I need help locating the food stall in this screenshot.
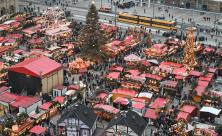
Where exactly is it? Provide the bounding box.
[69,58,91,74]
[93,104,120,121]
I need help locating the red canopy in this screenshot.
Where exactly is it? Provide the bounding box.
[194,86,206,96]
[29,38,43,44]
[112,88,137,97]
[189,70,202,77]
[106,72,120,79]
[53,96,65,104]
[29,125,46,135]
[180,105,196,114]
[96,92,108,99]
[68,84,80,90]
[132,102,145,110]
[144,109,158,119]
[7,34,23,39]
[150,97,167,109]
[109,65,124,72]
[198,80,209,87]
[113,97,129,105]
[94,104,119,114]
[176,111,189,121]
[40,102,52,110]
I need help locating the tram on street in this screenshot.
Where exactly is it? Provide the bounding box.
[117,13,177,30]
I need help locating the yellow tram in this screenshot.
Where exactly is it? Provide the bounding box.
[117,13,177,30]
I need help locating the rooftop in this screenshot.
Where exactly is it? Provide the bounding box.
[9,56,62,78]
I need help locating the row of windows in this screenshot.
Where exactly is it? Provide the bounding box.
[152,21,175,27]
[119,15,138,21]
[119,15,176,27]
[139,19,152,23]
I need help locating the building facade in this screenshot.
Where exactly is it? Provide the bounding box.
[8,56,63,95]
[164,0,222,12]
[58,104,98,136]
[0,0,17,16]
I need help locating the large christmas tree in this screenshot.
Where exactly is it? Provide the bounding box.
[78,1,107,61]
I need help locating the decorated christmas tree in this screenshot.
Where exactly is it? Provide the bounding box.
[78,0,107,61]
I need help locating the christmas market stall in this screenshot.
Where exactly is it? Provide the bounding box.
[40,102,59,117]
[199,106,221,121]
[111,88,138,101]
[149,97,168,112]
[131,98,146,115]
[144,108,159,125]
[113,97,130,110]
[29,38,43,49]
[137,92,153,103]
[93,104,120,121]
[45,26,72,41]
[69,58,91,74]
[100,23,117,38]
[142,73,163,93]
[122,70,145,90]
[124,54,141,67]
[29,125,47,136]
[109,65,124,72]
[106,72,121,85]
[160,80,179,95]
[22,24,42,37]
[7,34,23,43]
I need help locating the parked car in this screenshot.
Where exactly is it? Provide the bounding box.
[117,1,135,9]
[99,7,111,13]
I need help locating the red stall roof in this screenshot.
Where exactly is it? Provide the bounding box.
[0,86,9,94]
[175,75,184,80]
[198,80,209,87]
[68,84,80,90]
[94,104,119,114]
[189,70,202,77]
[150,97,167,109]
[7,33,23,39]
[40,102,52,110]
[131,98,146,103]
[96,92,108,99]
[180,105,196,114]
[199,76,212,82]
[29,125,46,135]
[173,67,187,76]
[10,96,41,108]
[194,86,207,96]
[109,65,124,72]
[142,73,163,81]
[113,97,129,105]
[144,108,158,119]
[106,72,120,79]
[176,111,189,121]
[126,69,140,76]
[208,68,217,73]
[112,88,137,97]
[139,60,151,66]
[9,56,62,78]
[0,92,19,103]
[161,80,178,88]
[132,102,145,110]
[53,96,65,104]
[13,49,24,54]
[160,62,183,68]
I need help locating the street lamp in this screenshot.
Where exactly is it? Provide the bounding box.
[152,0,155,18]
[114,0,117,26]
[101,0,103,9]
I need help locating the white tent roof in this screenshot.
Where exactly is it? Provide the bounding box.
[124,54,141,62]
[65,90,75,96]
[200,106,221,115]
[137,92,153,99]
